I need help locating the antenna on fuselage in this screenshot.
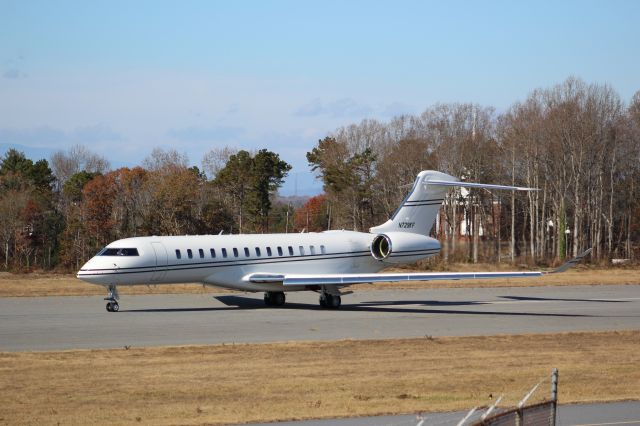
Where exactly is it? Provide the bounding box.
[219,230,223,235]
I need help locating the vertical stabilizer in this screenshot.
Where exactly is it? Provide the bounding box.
[370,171,458,236]
[370,170,537,237]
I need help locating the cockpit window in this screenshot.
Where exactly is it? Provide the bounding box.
[99,248,139,256]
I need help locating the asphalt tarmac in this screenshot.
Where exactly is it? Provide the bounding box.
[248,401,640,426]
[1,284,638,351]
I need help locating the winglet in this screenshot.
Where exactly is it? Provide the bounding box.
[549,248,593,274]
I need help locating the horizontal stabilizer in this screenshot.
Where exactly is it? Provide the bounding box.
[427,180,538,191]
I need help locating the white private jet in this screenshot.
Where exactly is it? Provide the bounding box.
[77,170,591,312]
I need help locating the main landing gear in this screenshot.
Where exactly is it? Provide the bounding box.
[264,291,286,307]
[319,292,341,309]
[105,284,120,312]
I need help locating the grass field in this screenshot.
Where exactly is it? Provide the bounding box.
[0,331,638,425]
[0,266,639,297]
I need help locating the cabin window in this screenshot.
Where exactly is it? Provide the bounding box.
[299,246,305,255]
[320,245,326,254]
[310,246,316,255]
[187,249,193,259]
[288,246,294,256]
[222,248,228,258]
[100,248,139,256]
[210,248,216,258]
[244,247,250,257]
[266,247,272,256]
[277,246,283,256]
[255,247,261,257]
[175,249,181,259]
[233,248,239,257]
[199,249,204,259]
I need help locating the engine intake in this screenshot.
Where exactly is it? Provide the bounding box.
[370,232,440,264]
[371,234,392,260]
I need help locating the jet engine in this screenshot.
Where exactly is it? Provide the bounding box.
[370,232,440,264]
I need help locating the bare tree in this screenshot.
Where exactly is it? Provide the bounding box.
[50,145,110,189]
[142,148,189,172]
[202,146,238,180]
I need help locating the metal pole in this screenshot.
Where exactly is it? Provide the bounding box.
[518,382,540,408]
[456,407,477,426]
[551,368,559,426]
[285,206,289,234]
[481,395,503,421]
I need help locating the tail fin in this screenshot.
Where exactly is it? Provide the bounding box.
[370,170,536,236]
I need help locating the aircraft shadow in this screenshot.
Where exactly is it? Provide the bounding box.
[498,295,630,303]
[123,295,594,317]
[356,300,488,307]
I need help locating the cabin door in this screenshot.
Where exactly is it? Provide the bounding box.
[150,242,168,282]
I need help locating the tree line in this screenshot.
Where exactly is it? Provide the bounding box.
[0,77,638,271]
[0,146,292,271]
[306,78,640,264]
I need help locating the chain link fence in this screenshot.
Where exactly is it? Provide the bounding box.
[469,400,556,426]
[461,369,559,426]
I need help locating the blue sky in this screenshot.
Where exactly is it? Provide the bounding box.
[1,0,639,195]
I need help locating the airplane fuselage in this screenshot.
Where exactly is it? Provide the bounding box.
[77,230,441,293]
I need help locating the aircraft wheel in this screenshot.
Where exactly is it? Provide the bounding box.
[264,293,273,306]
[319,295,327,308]
[106,302,112,312]
[111,302,120,312]
[272,292,286,306]
[320,294,341,309]
[330,295,341,309]
[265,292,285,307]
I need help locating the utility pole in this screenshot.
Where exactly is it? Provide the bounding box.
[472,108,479,264]
[285,203,290,233]
[551,368,559,426]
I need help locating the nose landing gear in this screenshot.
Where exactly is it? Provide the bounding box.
[104,284,120,312]
[106,301,119,312]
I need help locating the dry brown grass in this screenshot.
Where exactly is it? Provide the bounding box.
[0,266,638,298]
[359,266,640,290]
[0,331,638,425]
[0,272,229,297]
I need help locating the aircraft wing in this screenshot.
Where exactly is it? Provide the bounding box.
[245,249,592,286]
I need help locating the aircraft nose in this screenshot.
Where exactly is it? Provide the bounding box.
[77,258,118,285]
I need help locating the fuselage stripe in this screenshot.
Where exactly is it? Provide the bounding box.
[82,250,370,272]
[77,249,440,277]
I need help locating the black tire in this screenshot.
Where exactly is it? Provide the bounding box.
[272,292,285,306]
[264,293,273,306]
[106,302,112,312]
[321,294,341,309]
[324,294,334,308]
[331,295,341,309]
[112,302,119,312]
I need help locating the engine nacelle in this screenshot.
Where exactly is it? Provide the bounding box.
[370,232,440,264]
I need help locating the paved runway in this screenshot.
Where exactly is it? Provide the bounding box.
[1,285,638,351]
